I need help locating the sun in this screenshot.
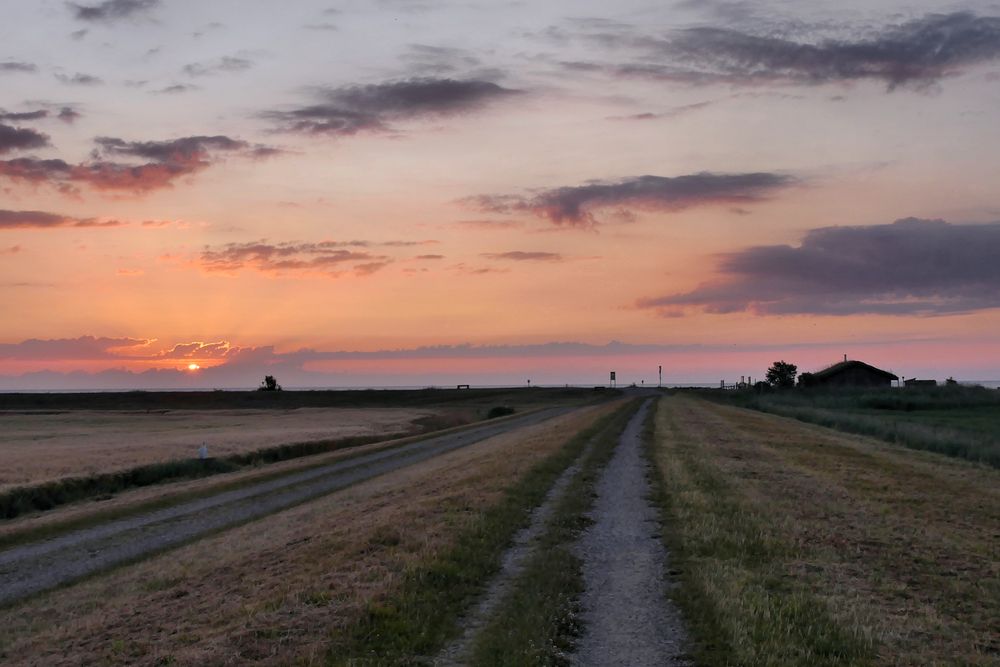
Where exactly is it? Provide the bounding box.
[187,363,201,371]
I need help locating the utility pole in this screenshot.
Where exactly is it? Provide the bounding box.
[658,365,662,388]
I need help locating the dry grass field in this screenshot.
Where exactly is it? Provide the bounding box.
[0,407,441,490]
[649,395,1000,666]
[0,403,617,666]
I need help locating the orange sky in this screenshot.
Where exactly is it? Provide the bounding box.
[2,1,1000,388]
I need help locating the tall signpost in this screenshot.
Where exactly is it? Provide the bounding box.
[610,371,616,388]
[659,365,662,388]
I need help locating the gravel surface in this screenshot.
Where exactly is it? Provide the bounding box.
[0,407,574,606]
[572,399,690,666]
[434,426,596,666]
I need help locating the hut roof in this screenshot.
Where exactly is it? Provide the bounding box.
[812,360,898,381]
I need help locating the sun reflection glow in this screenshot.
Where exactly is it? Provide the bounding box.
[187,363,200,371]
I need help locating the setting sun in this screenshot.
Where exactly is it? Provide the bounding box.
[187,363,200,371]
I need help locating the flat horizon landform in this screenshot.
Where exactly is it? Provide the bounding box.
[2,0,999,665]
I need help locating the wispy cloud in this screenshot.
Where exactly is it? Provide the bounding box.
[199,240,391,277]
[68,0,160,23]
[638,218,1000,316]
[0,335,150,360]
[0,135,275,195]
[55,72,104,86]
[466,172,795,227]
[182,56,253,77]
[0,62,38,74]
[559,11,1000,91]
[482,251,563,261]
[0,209,125,229]
[267,77,521,136]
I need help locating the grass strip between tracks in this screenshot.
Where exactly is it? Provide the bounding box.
[644,396,873,667]
[464,399,641,665]
[327,399,640,665]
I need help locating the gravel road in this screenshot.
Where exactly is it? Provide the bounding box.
[0,407,574,606]
[572,398,690,666]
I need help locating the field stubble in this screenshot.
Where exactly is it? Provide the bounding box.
[649,395,999,666]
[0,402,617,666]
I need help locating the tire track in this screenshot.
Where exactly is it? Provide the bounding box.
[0,407,575,606]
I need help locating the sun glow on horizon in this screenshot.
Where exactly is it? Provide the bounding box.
[187,363,201,371]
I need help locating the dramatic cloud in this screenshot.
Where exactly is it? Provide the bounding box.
[0,209,125,229]
[0,124,49,154]
[268,77,520,135]
[483,251,563,261]
[0,335,149,360]
[467,172,795,226]
[68,0,159,22]
[609,12,1000,90]
[182,56,253,77]
[0,135,270,194]
[0,62,37,73]
[638,218,1000,316]
[199,240,391,276]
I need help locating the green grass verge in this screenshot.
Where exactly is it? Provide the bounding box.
[696,386,1000,467]
[326,400,640,666]
[644,397,874,667]
[466,400,639,666]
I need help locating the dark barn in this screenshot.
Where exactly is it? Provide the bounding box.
[800,360,898,388]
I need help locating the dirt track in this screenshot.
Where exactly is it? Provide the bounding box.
[0,407,573,606]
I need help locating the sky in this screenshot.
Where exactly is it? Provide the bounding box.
[1,0,1000,389]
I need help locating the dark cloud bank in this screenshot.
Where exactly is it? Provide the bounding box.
[467,172,794,226]
[639,218,1000,316]
[268,77,520,135]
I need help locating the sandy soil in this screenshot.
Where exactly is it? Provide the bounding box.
[0,408,436,489]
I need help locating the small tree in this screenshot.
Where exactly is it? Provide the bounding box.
[258,375,282,392]
[765,360,797,388]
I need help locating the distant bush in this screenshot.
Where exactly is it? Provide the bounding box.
[487,406,516,419]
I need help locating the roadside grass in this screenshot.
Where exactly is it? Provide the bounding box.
[702,386,1000,467]
[647,395,1000,666]
[467,399,641,665]
[328,404,634,665]
[0,405,617,666]
[0,409,543,551]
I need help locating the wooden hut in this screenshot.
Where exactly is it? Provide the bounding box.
[799,360,898,388]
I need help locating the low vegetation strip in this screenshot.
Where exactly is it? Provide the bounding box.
[706,385,1000,467]
[466,400,641,665]
[0,430,415,521]
[0,408,574,606]
[329,400,640,665]
[647,395,999,666]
